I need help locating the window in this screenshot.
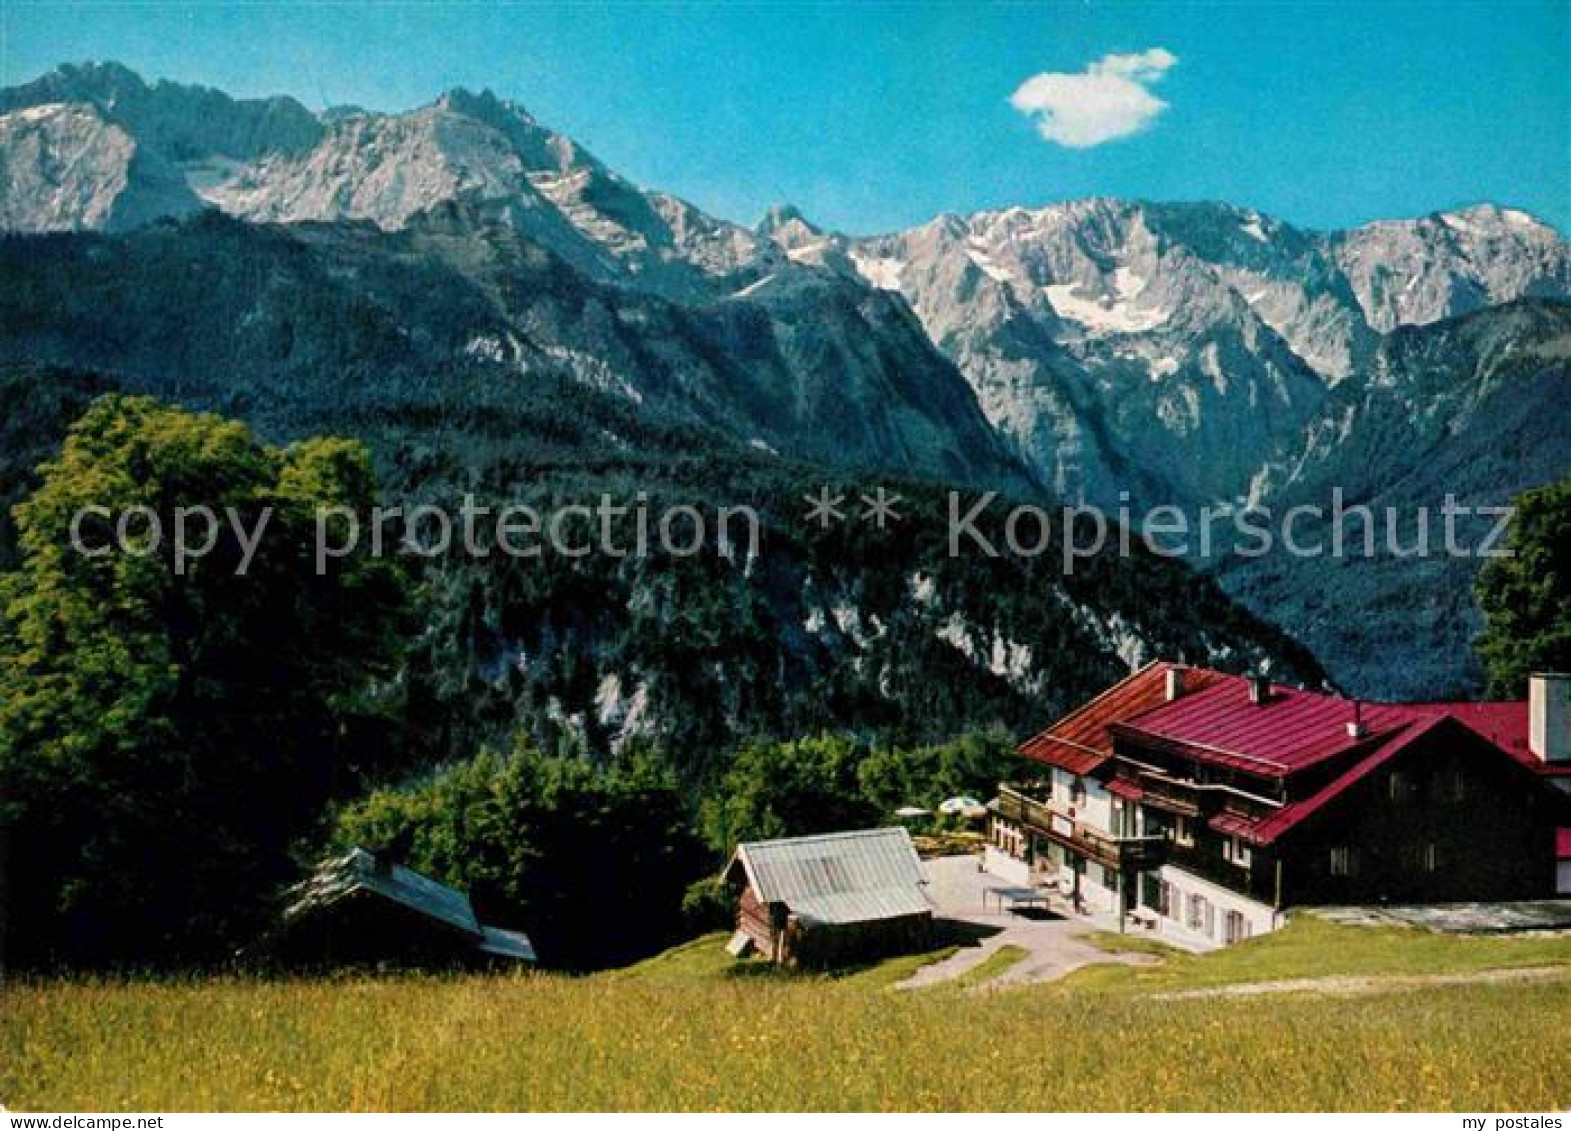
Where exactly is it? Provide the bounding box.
[1186,894,1215,938]
[1399,843,1441,873]
[1145,875,1168,916]
[1440,769,1466,803]
[991,820,1023,858]
[1330,845,1355,877]
[1071,777,1087,808]
[1388,771,1413,803]
[1224,909,1252,944]
[1173,815,1194,847]
[1223,836,1252,868]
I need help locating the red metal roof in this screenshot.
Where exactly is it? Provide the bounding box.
[1017,662,1221,776]
[1021,663,1571,845]
[1112,673,1420,777]
[1431,701,1571,778]
[1112,674,1571,780]
[1107,778,1145,801]
[1182,712,1569,847]
[1208,810,1260,838]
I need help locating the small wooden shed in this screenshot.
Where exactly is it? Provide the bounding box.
[277,847,536,966]
[724,827,934,968]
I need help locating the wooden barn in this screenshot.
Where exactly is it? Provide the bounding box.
[724,827,934,968]
[276,847,536,967]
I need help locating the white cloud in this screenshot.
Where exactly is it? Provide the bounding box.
[1010,47,1178,148]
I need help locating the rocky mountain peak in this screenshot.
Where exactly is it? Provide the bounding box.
[432,86,541,135]
[13,59,149,108]
[1333,203,1567,333]
[0,100,204,232]
[757,203,828,249]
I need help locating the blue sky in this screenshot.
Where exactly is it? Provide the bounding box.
[4,1,1567,234]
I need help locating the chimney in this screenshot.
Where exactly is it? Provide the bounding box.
[1529,673,1571,764]
[1346,700,1367,740]
[1165,665,1186,702]
[1248,674,1272,705]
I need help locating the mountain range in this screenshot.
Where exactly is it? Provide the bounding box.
[1,61,1567,705]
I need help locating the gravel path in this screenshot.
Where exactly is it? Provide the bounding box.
[1151,964,1571,1001]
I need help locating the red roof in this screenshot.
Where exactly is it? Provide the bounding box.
[1425,701,1571,778]
[1017,662,1221,776]
[1107,778,1145,801]
[1111,673,1418,776]
[1209,809,1260,838]
[1558,829,1571,860]
[1111,673,1571,780]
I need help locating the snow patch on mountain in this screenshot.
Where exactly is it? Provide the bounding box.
[849,250,905,291]
[1043,269,1169,334]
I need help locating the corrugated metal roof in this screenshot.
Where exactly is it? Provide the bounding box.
[1018,662,1222,776]
[1107,778,1145,801]
[732,827,931,926]
[286,847,481,936]
[1113,673,1421,776]
[283,847,536,963]
[477,926,538,962]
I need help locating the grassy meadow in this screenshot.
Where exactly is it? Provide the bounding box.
[4,919,1570,1112]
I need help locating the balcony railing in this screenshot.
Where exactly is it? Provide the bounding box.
[995,784,1168,871]
[1134,775,1201,816]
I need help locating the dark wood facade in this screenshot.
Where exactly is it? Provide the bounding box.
[1273,727,1563,904]
[1111,717,1567,909]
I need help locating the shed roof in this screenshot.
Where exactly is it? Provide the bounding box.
[728,827,931,927]
[283,847,535,963]
[286,847,481,935]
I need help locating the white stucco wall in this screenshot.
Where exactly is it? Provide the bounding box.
[1050,767,1113,832]
[1156,864,1281,944]
[984,844,1031,885]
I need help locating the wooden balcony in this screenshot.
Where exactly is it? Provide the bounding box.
[995,785,1168,872]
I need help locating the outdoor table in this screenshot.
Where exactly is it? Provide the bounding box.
[983,885,1051,914]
